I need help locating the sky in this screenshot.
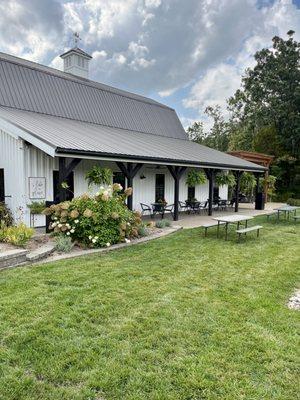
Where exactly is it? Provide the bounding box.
[0,0,299,131]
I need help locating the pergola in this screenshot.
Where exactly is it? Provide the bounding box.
[227,151,274,202]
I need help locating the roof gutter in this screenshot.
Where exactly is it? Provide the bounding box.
[55,148,267,172]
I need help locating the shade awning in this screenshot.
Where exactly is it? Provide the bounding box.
[0,106,266,172]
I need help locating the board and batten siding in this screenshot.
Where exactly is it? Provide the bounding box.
[0,136,228,226]
[0,129,27,223]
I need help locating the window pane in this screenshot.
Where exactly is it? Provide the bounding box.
[155,174,165,202]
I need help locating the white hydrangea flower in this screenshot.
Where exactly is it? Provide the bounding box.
[92,238,96,243]
[94,236,98,240]
[52,222,57,227]
[88,235,92,240]
[66,232,70,236]
[54,217,58,220]
[58,223,62,228]
[106,242,111,247]
[125,238,131,243]
[75,220,79,224]
[70,229,75,233]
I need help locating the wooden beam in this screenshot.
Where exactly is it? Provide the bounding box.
[116,162,143,210]
[167,166,187,221]
[56,157,81,203]
[204,169,216,216]
[234,171,242,212]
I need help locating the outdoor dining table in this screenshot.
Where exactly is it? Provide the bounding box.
[273,205,299,220]
[212,214,254,240]
[151,203,168,218]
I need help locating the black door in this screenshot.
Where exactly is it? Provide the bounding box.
[0,169,4,202]
[155,174,165,202]
[53,171,74,202]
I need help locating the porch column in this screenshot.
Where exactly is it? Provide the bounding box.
[56,157,81,203]
[234,170,242,213]
[204,169,216,216]
[116,162,143,210]
[167,165,187,221]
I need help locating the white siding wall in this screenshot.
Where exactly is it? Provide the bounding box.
[0,129,27,224]
[0,135,228,226]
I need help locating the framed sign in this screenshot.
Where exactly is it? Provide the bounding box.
[29,177,46,199]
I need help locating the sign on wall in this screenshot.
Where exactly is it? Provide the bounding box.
[29,177,46,199]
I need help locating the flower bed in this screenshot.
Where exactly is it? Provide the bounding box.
[43,184,143,248]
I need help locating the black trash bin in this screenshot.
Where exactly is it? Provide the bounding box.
[255,192,265,210]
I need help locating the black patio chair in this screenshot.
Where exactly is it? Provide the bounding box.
[199,201,208,213]
[179,201,189,212]
[189,201,201,214]
[140,203,152,216]
[164,203,174,218]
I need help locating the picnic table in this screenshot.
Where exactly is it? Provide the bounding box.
[212,214,254,240]
[273,205,299,220]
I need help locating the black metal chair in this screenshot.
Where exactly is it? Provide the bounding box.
[164,203,174,218]
[199,201,208,213]
[179,201,188,212]
[140,203,152,216]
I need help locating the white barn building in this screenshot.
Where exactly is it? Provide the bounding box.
[0,47,265,227]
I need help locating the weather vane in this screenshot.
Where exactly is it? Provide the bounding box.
[73,32,81,47]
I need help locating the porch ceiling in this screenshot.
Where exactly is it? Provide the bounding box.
[0,106,266,172]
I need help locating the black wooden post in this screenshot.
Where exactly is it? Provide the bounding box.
[204,169,215,216]
[234,170,242,213]
[57,157,67,203]
[56,157,81,203]
[167,165,187,221]
[116,162,143,210]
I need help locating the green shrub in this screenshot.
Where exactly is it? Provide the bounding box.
[155,220,171,229]
[43,184,141,248]
[54,235,74,253]
[0,223,33,247]
[0,202,13,227]
[287,198,300,206]
[138,225,150,237]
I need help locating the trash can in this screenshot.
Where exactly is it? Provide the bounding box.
[255,192,265,210]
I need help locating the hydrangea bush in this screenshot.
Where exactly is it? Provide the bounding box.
[43,184,142,248]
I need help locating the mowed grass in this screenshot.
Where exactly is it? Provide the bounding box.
[0,216,299,400]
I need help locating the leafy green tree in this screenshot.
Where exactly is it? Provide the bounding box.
[187,106,229,152]
[228,31,300,156]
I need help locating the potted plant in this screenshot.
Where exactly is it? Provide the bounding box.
[27,201,46,215]
[186,169,207,187]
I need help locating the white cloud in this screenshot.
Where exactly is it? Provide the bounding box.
[0,0,299,129]
[182,0,300,127]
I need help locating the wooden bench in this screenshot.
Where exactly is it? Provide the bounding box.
[236,225,263,241]
[203,222,225,237]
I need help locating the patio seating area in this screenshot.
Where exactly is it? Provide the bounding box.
[142,202,286,228]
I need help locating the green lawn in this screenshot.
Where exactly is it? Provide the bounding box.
[0,216,299,400]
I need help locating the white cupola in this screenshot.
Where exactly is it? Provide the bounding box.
[60,47,92,79]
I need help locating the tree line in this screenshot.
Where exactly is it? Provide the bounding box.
[187,31,300,200]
